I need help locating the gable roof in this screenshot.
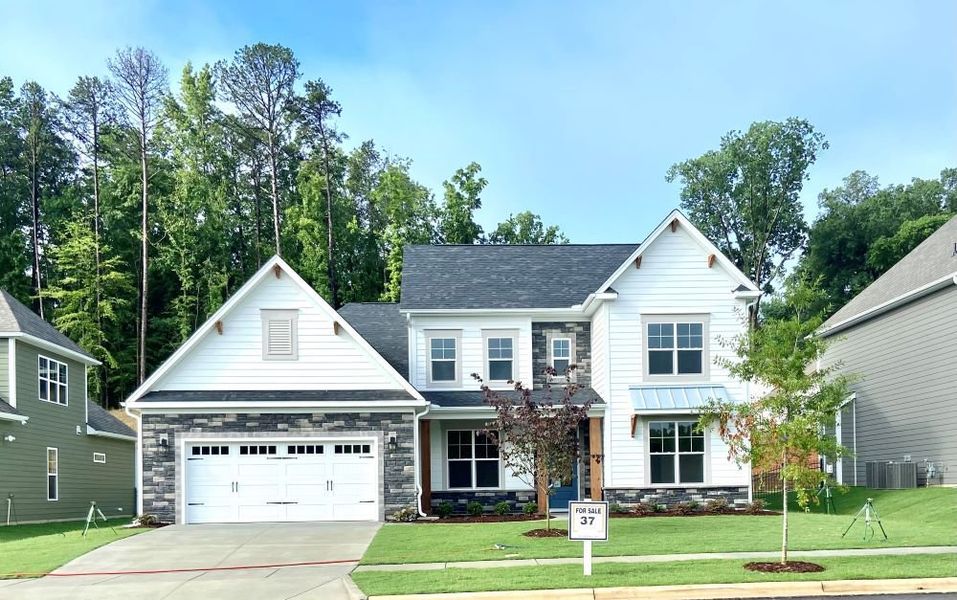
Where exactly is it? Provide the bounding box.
[86,401,135,439]
[338,302,408,376]
[822,214,957,334]
[125,256,424,407]
[0,290,97,362]
[399,244,639,310]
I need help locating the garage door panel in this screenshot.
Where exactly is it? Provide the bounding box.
[237,503,285,522]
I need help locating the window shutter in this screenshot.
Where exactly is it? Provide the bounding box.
[267,319,294,355]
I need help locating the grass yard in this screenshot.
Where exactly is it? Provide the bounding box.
[0,519,147,578]
[353,553,957,596]
[361,487,957,565]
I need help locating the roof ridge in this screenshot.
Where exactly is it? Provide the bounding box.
[407,243,641,248]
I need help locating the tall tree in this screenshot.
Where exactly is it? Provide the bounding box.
[298,79,344,307]
[489,211,568,244]
[439,162,486,244]
[108,46,168,384]
[667,118,828,325]
[217,43,300,257]
[0,77,29,300]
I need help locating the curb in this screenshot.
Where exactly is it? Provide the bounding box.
[367,576,957,599]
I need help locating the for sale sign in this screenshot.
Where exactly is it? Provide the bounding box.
[568,500,608,541]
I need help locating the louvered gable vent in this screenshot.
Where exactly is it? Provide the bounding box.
[261,309,299,360]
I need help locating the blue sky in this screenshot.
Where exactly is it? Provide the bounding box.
[2,0,955,242]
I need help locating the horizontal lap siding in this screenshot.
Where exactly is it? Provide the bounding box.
[822,286,957,485]
[605,228,749,489]
[155,274,399,391]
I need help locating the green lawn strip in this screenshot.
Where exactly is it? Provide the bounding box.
[361,488,957,565]
[353,553,957,596]
[0,519,147,578]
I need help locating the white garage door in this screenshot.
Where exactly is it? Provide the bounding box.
[185,440,378,523]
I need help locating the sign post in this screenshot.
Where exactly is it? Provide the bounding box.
[568,500,608,576]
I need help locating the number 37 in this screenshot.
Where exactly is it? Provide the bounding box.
[579,516,595,525]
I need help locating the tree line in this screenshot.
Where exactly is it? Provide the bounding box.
[0,43,567,406]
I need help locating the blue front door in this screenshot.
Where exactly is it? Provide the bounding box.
[549,461,579,512]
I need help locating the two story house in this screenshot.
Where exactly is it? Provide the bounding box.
[125,210,759,523]
[0,291,136,523]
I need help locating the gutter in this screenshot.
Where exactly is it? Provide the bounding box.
[86,425,136,442]
[413,402,431,517]
[0,412,28,424]
[124,402,144,517]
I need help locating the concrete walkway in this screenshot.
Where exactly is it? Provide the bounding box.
[0,522,379,600]
[354,545,957,572]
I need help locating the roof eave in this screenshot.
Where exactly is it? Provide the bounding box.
[85,425,135,441]
[0,332,100,365]
[0,412,28,423]
[128,399,428,412]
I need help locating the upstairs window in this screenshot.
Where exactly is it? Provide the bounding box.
[551,338,571,375]
[427,331,460,385]
[487,337,514,381]
[646,320,706,377]
[261,309,299,360]
[38,356,68,405]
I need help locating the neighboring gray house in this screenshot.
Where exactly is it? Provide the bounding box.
[819,214,957,486]
[0,291,136,523]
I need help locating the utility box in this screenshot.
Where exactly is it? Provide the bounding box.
[885,462,917,489]
[865,461,887,488]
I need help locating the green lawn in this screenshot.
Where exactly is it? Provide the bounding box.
[0,519,147,578]
[353,554,957,596]
[362,487,957,565]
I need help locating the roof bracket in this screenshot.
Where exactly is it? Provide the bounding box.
[273,264,282,278]
[630,414,638,437]
[214,320,223,335]
[333,320,340,335]
[670,218,679,232]
[634,256,642,269]
[707,254,716,268]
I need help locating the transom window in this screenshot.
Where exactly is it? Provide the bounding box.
[93,452,107,464]
[647,322,704,376]
[430,337,457,382]
[551,338,571,374]
[288,444,324,455]
[239,445,276,455]
[487,337,514,381]
[46,448,58,501]
[192,445,230,456]
[649,421,705,484]
[334,443,372,454]
[38,356,68,405]
[447,430,499,489]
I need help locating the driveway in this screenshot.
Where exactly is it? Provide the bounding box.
[0,521,380,600]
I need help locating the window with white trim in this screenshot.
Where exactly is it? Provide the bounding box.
[646,321,705,376]
[447,430,499,489]
[649,421,704,484]
[261,309,299,360]
[38,355,68,405]
[551,338,571,374]
[47,448,59,501]
[487,337,514,381]
[93,452,107,464]
[429,337,457,383]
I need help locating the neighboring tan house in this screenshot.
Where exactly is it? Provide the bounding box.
[819,214,957,486]
[0,291,136,524]
[125,210,761,524]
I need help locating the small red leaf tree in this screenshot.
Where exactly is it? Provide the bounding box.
[699,279,851,564]
[475,367,594,529]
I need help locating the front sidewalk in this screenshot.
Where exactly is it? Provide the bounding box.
[367,577,957,600]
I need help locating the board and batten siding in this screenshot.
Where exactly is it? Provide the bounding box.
[154,273,402,391]
[821,285,957,485]
[410,315,532,391]
[603,226,750,489]
[0,341,134,522]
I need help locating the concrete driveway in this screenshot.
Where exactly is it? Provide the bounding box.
[0,521,380,600]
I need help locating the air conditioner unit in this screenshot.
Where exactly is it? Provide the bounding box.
[886,462,917,489]
[865,461,887,488]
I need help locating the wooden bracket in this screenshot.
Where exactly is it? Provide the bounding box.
[630,414,638,437]
[634,256,642,269]
[214,320,223,335]
[708,253,716,268]
[273,264,282,278]
[670,218,679,232]
[333,321,340,335]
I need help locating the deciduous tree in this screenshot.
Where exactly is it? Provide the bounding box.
[439,162,486,244]
[489,211,568,244]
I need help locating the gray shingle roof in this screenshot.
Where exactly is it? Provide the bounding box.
[423,387,604,408]
[0,290,95,360]
[338,303,408,376]
[86,401,135,438]
[136,389,419,403]
[399,244,639,310]
[0,398,22,417]
[824,214,957,328]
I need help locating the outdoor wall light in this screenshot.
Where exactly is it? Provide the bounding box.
[158,433,170,450]
[2,435,15,443]
[387,432,398,451]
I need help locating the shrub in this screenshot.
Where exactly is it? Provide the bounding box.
[674,500,700,515]
[745,499,766,515]
[633,502,654,515]
[467,501,484,516]
[652,503,667,513]
[523,502,539,515]
[494,501,511,516]
[435,501,454,518]
[134,513,159,527]
[391,506,419,522]
[706,497,730,513]
[609,502,630,514]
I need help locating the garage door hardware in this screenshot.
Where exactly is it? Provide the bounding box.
[266,456,298,460]
[325,480,334,491]
[265,501,299,505]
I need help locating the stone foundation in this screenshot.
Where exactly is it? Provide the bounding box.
[604,486,749,508]
[431,490,536,514]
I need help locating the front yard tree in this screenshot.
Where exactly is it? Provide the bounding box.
[699,278,850,564]
[478,369,593,529]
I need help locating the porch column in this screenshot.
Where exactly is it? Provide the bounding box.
[589,417,603,500]
[420,420,431,514]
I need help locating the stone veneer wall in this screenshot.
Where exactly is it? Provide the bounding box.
[430,490,536,514]
[604,486,749,508]
[141,411,415,523]
[532,322,591,387]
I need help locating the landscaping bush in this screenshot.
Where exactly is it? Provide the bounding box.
[674,500,700,515]
[391,506,419,522]
[652,503,667,513]
[466,501,484,516]
[633,502,654,515]
[435,501,454,518]
[494,501,511,515]
[706,497,729,513]
[523,501,538,515]
[745,499,766,515]
[609,502,630,514]
[133,513,159,527]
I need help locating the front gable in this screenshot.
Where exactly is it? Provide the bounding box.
[127,257,423,406]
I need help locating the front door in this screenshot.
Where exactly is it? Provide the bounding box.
[549,460,579,512]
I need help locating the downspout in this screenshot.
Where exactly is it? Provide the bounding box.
[414,402,431,517]
[124,402,144,517]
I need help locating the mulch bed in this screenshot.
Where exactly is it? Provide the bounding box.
[523,528,568,538]
[411,509,779,523]
[422,514,543,523]
[611,509,780,518]
[744,561,825,573]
